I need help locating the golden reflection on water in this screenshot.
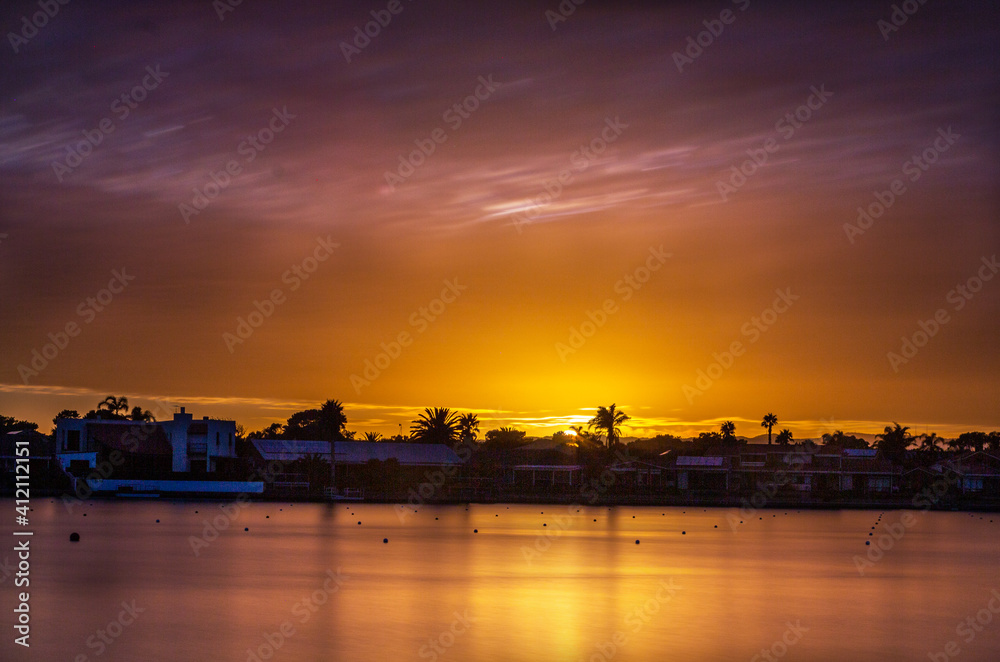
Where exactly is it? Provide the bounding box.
[7,501,1000,661]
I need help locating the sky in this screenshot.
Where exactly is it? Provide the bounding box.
[1,0,998,439]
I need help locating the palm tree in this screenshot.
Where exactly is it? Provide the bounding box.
[318,399,348,441]
[362,431,383,443]
[775,428,793,445]
[98,395,129,418]
[588,404,630,449]
[720,420,736,441]
[761,413,778,445]
[875,422,913,464]
[410,408,460,445]
[129,406,155,422]
[918,433,942,453]
[458,413,480,445]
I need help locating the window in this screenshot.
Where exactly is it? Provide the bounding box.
[66,430,81,452]
[963,477,984,492]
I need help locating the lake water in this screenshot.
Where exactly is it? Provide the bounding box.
[2,500,999,661]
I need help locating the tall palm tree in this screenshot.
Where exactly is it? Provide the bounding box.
[458,413,480,445]
[318,399,348,441]
[589,404,630,449]
[775,428,793,445]
[410,408,460,445]
[362,431,382,443]
[761,413,778,445]
[720,420,736,441]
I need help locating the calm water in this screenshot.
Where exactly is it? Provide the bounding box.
[2,500,999,661]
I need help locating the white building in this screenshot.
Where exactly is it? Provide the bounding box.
[56,406,237,474]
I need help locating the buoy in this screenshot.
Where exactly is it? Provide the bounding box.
[682,531,686,535]
[635,540,640,544]
[244,527,248,532]
[83,513,87,517]
[474,529,478,533]
[154,519,158,523]
[714,525,718,528]
[383,538,388,543]
[593,519,597,522]
[266,516,269,519]
[357,521,362,525]
[865,541,870,545]
[69,532,80,542]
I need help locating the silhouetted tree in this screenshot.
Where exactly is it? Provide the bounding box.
[775,428,793,445]
[484,426,527,449]
[318,399,348,441]
[410,408,460,445]
[875,423,913,464]
[0,415,38,433]
[130,406,155,422]
[362,431,383,442]
[589,404,630,449]
[720,420,736,441]
[458,413,480,445]
[247,422,285,440]
[52,409,79,427]
[761,413,778,445]
[954,431,988,453]
[821,430,869,450]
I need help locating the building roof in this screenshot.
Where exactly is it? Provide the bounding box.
[251,439,463,466]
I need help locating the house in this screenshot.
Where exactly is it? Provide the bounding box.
[55,407,238,476]
[249,439,466,497]
[931,451,1000,495]
[1,429,63,494]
